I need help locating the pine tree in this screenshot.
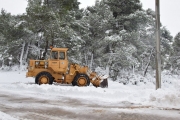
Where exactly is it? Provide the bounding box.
[26,0,81,59]
[170,32,180,71]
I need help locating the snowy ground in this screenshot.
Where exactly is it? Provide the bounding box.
[0,70,180,119]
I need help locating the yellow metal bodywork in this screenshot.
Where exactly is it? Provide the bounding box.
[26,47,107,87]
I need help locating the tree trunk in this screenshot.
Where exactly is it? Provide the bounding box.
[43,37,49,59]
[90,53,93,70]
[132,64,135,75]
[51,30,54,46]
[142,59,144,70]
[23,41,30,63]
[143,48,154,76]
[1,58,4,69]
[19,41,25,73]
[84,53,88,65]
[106,65,110,76]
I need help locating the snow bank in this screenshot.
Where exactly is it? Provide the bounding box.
[149,89,180,108]
[148,72,180,108]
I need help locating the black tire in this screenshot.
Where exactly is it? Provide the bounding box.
[72,74,90,86]
[35,77,38,84]
[35,72,53,85]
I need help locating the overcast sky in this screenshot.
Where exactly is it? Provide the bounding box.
[141,0,180,37]
[0,0,179,37]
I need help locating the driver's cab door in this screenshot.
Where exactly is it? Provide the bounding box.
[49,51,68,73]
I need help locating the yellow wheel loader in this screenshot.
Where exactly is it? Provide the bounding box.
[26,47,108,88]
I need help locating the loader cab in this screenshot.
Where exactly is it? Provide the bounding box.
[51,51,65,60]
[49,48,68,73]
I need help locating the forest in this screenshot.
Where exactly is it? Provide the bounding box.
[0,0,180,80]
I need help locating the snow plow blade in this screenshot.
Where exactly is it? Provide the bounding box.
[90,72,108,88]
[100,78,108,88]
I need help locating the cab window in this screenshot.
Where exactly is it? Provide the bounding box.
[59,52,65,60]
[52,51,58,59]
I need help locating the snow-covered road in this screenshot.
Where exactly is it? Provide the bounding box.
[0,91,179,120]
[0,71,180,119]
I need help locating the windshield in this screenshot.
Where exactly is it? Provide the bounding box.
[51,51,65,60]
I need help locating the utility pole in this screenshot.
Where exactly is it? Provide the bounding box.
[155,0,161,89]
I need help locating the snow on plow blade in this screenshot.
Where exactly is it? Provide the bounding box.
[90,73,108,88]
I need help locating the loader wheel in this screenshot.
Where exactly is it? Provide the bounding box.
[72,74,90,86]
[35,72,53,85]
